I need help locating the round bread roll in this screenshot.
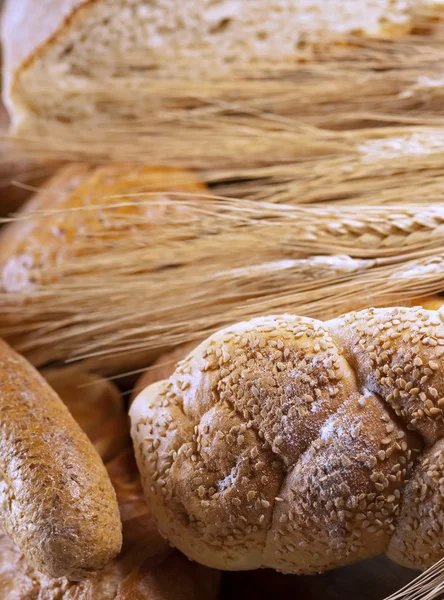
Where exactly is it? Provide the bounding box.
[131,341,201,404]
[0,339,122,580]
[130,305,444,574]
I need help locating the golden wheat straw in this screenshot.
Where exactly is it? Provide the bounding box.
[1,198,444,370]
[384,558,444,600]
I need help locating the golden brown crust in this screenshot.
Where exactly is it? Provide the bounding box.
[388,438,444,569]
[0,447,220,600]
[2,0,94,116]
[0,163,206,292]
[130,306,444,574]
[329,307,444,445]
[265,391,421,573]
[0,339,122,579]
[0,372,221,600]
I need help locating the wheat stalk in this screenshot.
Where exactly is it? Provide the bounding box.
[208,134,444,205]
[1,198,443,371]
[384,559,444,600]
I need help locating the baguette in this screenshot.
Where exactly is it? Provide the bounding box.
[0,448,220,599]
[130,305,444,574]
[0,339,122,579]
[0,364,221,599]
[2,0,439,134]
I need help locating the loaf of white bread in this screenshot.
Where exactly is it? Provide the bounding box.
[2,0,443,134]
[0,37,54,217]
[130,305,444,574]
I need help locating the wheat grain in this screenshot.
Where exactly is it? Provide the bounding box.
[1,198,443,371]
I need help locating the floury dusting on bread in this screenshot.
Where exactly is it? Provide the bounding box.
[130,307,444,576]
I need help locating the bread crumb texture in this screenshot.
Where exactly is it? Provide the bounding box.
[5,0,442,123]
[131,307,444,573]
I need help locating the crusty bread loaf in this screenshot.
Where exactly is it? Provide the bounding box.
[0,447,220,599]
[0,162,206,292]
[0,339,122,579]
[130,305,444,574]
[0,162,206,371]
[2,0,442,134]
[0,363,220,600]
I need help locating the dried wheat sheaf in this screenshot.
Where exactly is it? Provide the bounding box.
[1,197,443,372]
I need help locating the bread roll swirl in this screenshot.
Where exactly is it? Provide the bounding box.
[131,306,444,573]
